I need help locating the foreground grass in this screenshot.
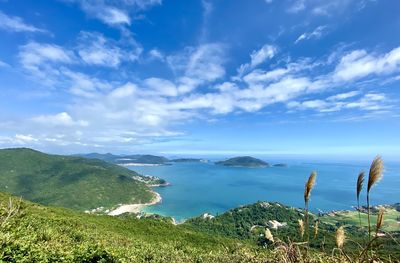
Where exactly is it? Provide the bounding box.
[0,192,275,262]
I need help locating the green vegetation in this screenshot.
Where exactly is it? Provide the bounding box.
[77,153,168,164]
[0,192,271,262]
[215,156,269,167]
[185,202,400,260]
[0,148,157,211]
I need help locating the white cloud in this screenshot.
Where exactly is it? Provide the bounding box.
[77,31,141,67]
[144,78,178,97]
[0,11,46,33]
[168,43,226,93]
[295,26,327,44]
[327,91,360,101]
[237,44,277,76]
[15,134,38,143]
[288,92,390,113]
[287,0,306,13]
[19,42,74,70]
[69,0,162,26]
[333,47,400,81]
[148,49,164,61]
[32,112,88,127]
[0,59,10,68]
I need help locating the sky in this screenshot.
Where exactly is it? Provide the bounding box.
[0,0,400,159]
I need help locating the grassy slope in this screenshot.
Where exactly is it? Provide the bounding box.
[185,202,400,259]
[0,148,153,211]
[0,192,270,262]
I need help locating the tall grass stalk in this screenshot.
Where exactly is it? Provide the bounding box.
[304,171,316,242]
[366,156,383,242]
[356,171,365,227]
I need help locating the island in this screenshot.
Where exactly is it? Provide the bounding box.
[215,156,269,167]
[273,163,287,167]
[169,158,208,163]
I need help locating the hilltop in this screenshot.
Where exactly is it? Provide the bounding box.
[215,156,269,167]
[0,148,162,211]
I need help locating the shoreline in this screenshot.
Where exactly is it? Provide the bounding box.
[108,191,162,216]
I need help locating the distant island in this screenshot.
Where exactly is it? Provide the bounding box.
[76,153,169,165]
[273,163,287,167]
[215,156,269,167]
[170,158,208,163]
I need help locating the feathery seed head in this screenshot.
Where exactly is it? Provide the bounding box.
[298,219,305,238]
[356,171,365,201]
[304,171,317,203]
[367,156,384,193]
[314,220,319,238]
[336,226,346,249]
[376,207,385,233]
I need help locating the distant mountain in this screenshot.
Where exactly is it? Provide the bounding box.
[76,153,168,165]
[215,156,269,167]
[0,148,159,211]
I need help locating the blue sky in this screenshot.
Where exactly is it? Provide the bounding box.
[0,0,400,159]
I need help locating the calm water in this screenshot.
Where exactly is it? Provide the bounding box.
[130,160,400,222]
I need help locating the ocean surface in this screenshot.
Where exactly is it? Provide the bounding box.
[129,160,400,222]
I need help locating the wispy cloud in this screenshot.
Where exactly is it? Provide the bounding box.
[237,44,277,77]
[0,11,46,33]
[68,0,162,26]
[295,26,327,44]
[77,31,142,67]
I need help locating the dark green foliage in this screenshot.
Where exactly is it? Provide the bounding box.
[215,156,269,167]
[0,148,154,211]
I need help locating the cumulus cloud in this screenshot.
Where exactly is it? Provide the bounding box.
[0,11,46,33]
[8,35,400,151]
[32,112,89,127]
[333,47,400,81]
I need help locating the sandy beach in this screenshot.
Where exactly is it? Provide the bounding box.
[108,191,162,216]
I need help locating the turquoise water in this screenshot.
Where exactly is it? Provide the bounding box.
[130,160,400,222]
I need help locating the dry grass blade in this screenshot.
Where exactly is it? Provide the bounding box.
[356,171,365,226]
[367,156,384,193]
[304,171,317,203]
[376,207,384,234]
[335,226,345,249]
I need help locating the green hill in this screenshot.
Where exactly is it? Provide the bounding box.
[215,156,269,167]
[0,192,270,262]
[0,148,157,211]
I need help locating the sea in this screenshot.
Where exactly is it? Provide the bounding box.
[129,159,400,222]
